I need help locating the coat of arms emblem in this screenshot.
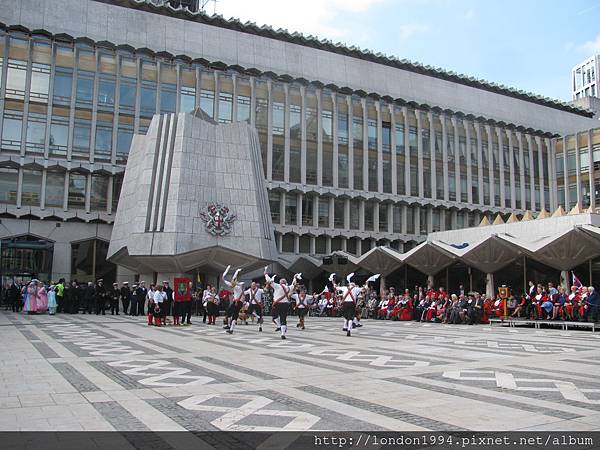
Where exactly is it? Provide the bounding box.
[200,203,236,236]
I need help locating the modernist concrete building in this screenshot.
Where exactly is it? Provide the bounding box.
[1,0,600,292]
[572,55,599,100]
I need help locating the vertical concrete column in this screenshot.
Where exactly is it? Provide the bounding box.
[231,73,237,120]
[283,84,290,183]
[347,96,354,190]
[560,270,569,289]
[356,238,362,256]
[341,237,347,252]
[40,170,47,210]
[362,98,369,191]
[387,202,394,234]
[430,112,437,200]
[0,36,9,138]
[390,104,397,195]
[452,116,461,202]
[416,111,424,197]
[63,173,69,211]
[312,195,319,228]
[294,235,300,254]
[397,241,405,253]
[526,134,536,210]
[326,236,332,254]
[379,275,386,298]
[213,71,220,120]
[508,131,516,209]
[296,193,303,227]
[310,236,316,254]
[277,233,283,253]
[401,204,408,234]
[588,131,595,209]
[517,132,526,210]
[16,169,23,209]
[562,137,569,209]
[451,209,458,229]
[548,137,557,210]
[441,114,449,201]
[439,208,446,231]
[373,201,380,233]
[316,89,323,186]
[574,132,582,207]
[414,206,421,235]
[376,102,384,193]
[332,93,339,188]
[266,80,273,181]
[44,43,57,161]
[472,211,481,225]
[485,273,495,298]
[89,50,101,164]
[485,124,494,207]
[85,174,91,213]
[427,275,435,289]
[427,207,433,233]
[300,85,307,185]
[249,76,256,127]
[18,42,32,157]
[359,200,365,232]
[279,191,286,226]
[329,196,335,229]
[106,176,113,215]
[403,107,410,196]
[464,119,472,204]
[344,198,350,229]
[536,136,545,210]
[497,127,505,208]
[475,122,484,205]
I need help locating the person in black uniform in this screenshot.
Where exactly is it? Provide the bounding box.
[95,279,106,315]
[138,282,147,316]
[72,281,82,313]
[109,282,120,315]
[9,282,21,312]
[83,282,95,314]
[134,282,147,317]
[120,282,131,315]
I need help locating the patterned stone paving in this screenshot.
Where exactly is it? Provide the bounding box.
[1,310,600,432]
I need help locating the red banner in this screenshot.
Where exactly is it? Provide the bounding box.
[174,277,192,301]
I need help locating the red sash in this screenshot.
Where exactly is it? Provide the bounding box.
[343,289,356,304]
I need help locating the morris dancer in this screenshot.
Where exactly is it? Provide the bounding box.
[331,272,380,336]
[293,287,317,330]
[203,286,220,325]
[244,281,265,332]
[264,268,301,340]
[222,266,245,334]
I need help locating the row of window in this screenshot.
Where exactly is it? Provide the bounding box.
[268,190,518,235]
[0,167,121,212]
[0,32,553,212]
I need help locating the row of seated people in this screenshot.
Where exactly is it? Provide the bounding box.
[510,282,600,322]
[367,287,491,324]
[365,283,600,324]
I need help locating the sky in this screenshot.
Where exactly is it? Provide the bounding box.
[211,0,600,102]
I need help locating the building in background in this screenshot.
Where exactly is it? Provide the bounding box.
[1,0,600,292]
[572,55,599,100]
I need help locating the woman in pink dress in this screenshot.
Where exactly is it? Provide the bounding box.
[23,280,39,314]
[36,283,48,313]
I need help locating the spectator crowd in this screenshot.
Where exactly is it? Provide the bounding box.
[2,277,600,326]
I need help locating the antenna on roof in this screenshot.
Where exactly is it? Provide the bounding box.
[199,0,217,14]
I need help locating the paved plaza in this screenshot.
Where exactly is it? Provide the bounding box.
[1,311,600,435]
